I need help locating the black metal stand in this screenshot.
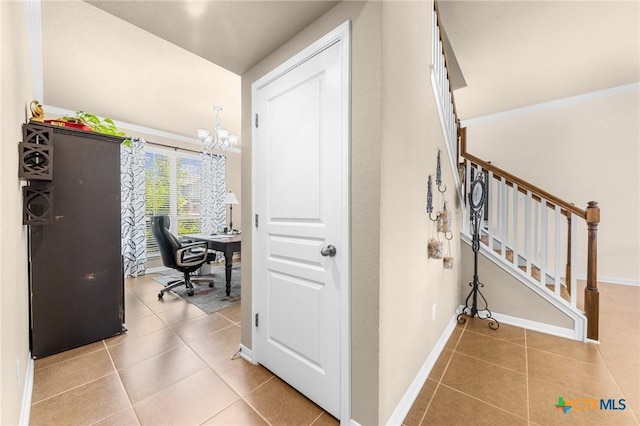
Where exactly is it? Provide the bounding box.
[457,173,499,330]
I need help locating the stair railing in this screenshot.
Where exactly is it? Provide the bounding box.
[460,130,601,340]
[431,1,462,200]
[432,1,600,340]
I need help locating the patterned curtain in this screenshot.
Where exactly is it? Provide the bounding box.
[201,153,227,234]
[121,137,147,277]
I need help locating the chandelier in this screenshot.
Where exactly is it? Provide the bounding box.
[196,106,239,154]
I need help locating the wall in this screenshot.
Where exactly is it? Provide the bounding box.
[41,0,243,228]
[241,2,382,424]
[41,0,241,144]
[378,2,462,422]
[0,1,34,424]
[460,242,574,329]
[242,1,463,423]
[465,85,640,284]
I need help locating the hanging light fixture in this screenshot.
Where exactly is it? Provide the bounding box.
[196,106,239,154]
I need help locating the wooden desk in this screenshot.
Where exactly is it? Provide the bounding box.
[185,233,241,296]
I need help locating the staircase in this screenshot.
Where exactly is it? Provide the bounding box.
[431,1,600,341]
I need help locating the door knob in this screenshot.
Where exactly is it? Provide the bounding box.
[321,244,337,257]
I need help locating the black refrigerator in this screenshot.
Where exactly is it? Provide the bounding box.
[25,123,125,358]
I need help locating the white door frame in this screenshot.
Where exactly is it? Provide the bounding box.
[251,21,351,423]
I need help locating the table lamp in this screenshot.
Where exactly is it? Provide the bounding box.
[223,191,239,232]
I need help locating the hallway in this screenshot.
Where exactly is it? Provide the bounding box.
[404,281,639,425]
[29,275,638,425]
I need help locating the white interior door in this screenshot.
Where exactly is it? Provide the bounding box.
[252,23,350,420]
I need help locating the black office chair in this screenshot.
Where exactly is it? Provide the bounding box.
[150,215,214,299]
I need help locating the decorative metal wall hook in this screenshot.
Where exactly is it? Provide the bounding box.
[436,149,447,193]
[427,175,438,221]
[444,231,454,240]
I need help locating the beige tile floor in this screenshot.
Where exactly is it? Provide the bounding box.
[29,273,338,426]
[29,276,639,426]
[404,281,640,426]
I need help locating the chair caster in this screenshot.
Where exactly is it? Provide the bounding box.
[187,290,194,296]
[158,291,164,299]
[209,283,214,288]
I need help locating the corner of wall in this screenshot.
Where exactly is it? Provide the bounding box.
[378,1,462,423]
[0,1,35,424]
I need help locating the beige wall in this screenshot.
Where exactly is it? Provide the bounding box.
[41,0,243,230]
[460,242,574,329]
[0,1,33,424]
[41,0,241,142]
[242,2,382,424]
[242,1,462,423]
[378,2,462,422]
[465,85,640,283]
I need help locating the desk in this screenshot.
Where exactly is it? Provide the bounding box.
[185,233,241,296]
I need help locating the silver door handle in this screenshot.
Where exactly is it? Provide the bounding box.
[321,244,337,257]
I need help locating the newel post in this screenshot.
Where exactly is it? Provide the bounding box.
[585,201,600,341]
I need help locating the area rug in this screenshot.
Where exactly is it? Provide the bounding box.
[153,264,240,315]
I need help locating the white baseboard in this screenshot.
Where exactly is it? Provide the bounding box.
[489,310,576,340]
[19,355,34,426]
[575,274,639,287]
[238,344,256,365]
[385,313,458,426]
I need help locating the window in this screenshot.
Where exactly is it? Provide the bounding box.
[145,146,203,256]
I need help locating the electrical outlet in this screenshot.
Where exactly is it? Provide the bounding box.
[432,303,437,320]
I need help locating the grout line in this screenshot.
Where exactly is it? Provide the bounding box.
[438,382,529,423]
[593,343,638,412]
[308,411,325,425]
[241,399,274,426]
[418,380,440,426]
[241,379,276,426]
[463,327,527,348]
[199,397,245,425]
[450,349,526,377]
[525,344,604,367]
[417,323,467,425]
[89,346,141,426]
[31,371,117,406]
[32,343,107,373]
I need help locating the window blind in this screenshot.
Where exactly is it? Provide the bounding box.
[145,146,202,256]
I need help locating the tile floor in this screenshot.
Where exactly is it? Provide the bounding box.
[29,273,338,426]
[29,276,639,426]
[404,281,640,425]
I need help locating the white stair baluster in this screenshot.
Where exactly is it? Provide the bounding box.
[524,190,532,275]
[554,206,562,298]
[512,183,519,267]
[570,215,578,308]
[487,170,494,252]
[540,197,548,286]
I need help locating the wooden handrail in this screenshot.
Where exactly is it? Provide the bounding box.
[460,128,587,219]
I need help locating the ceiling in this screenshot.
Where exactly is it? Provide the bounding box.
[42,1,639,140]
[87,0,340,75]
[437,0,640,120]
[41,1,338,145]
